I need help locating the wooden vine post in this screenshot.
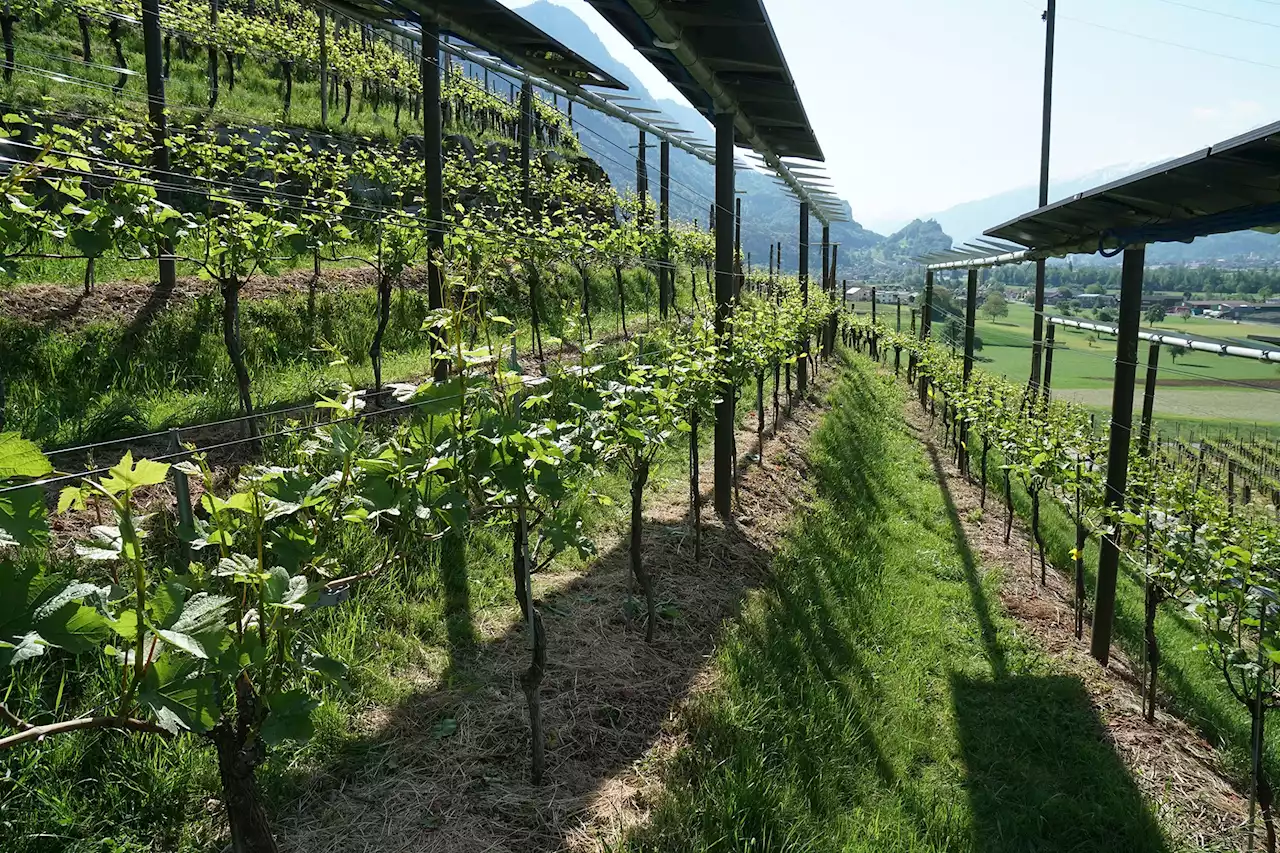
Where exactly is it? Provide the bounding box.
[1138,340,1160,457]
[819,224,830,357]
[1042,323,1056,401]
[318,8,328,125]
[519,80,544,362]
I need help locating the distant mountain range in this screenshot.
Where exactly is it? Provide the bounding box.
[502,2,951,278]
[919,163,1280,266]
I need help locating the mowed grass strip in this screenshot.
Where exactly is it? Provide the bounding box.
[622,354,1173,853]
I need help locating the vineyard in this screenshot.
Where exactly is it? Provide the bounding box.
[5,0,1280,851]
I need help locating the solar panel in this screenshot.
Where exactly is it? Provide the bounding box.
[987,119,1280,254]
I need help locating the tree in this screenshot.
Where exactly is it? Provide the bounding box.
[1098,309,1115,323]
[1145,303,1167,325]
[981,291,1009,322]
[1168,343,1188,364]
[1085,284,1105,295]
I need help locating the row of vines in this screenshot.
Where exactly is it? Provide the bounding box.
[852,317,1280,851]
[0,275,840,851]
[2,0,574,142]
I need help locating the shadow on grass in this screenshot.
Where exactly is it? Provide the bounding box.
[920,437,1007,678]
[952,674,1169,853]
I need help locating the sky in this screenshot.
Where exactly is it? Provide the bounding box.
[505,0,1280,233]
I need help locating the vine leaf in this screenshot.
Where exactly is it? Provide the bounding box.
[261,690,319,745]
[140,655,219,735]
[0,432,51,480]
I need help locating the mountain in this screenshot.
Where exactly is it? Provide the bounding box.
[497,2,932,278]
[920,163,1280,266]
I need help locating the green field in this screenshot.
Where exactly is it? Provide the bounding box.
[857,300,1280,426]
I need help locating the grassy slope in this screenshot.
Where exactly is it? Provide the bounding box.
[624,354,1175,853]
[2,264,684,447]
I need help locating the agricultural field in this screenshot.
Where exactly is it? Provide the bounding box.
[962,302,1280,426]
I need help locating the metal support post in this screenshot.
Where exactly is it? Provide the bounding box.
[897,295,902,332]
[636,129,648,223]
[735,196,743,300]
[826,243,839,354]
[1091,245,1145,665]
[796,203,810,395]
[1043,324,1056,400]
[660,138,670,318]
[520,80,533,209]
[422,19,446,380]
[319,8,328,125]
[922,270,934,339]
[141,0,175,292]
[713,111,736,518]
[1139,340,1160,456]
[963,269,977,387]
[821,225,830,294]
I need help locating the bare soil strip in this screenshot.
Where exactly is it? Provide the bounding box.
[902,396,1250,851]
[0,266,402,328]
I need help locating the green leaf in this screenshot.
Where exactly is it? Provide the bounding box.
[0,432,52,480]
[306,654,350,692]
[430,717,458,739]
[170,592,233,636]
[261,689,319,745]
[0,631,47,669]
[0,486,49,549]
[35,596,109,655]
[156,629,209,659]
[99,452,170,494]
[139,655,219,734]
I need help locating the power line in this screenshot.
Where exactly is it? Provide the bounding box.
[1144,0,1280,30]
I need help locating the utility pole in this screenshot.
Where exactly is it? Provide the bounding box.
[1029,0,1057,397]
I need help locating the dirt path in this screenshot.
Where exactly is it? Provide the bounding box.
[900,387,1249,851]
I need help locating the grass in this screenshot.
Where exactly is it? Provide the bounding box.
[622,354,1175,853]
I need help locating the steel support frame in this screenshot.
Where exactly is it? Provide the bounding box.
[1091,245,1145,665]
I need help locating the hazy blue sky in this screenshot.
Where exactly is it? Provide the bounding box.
[507,0,1280,233]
